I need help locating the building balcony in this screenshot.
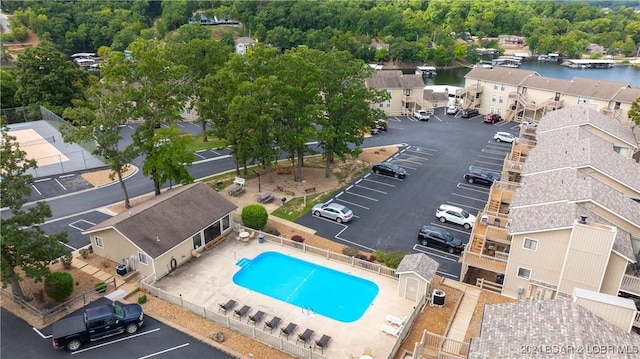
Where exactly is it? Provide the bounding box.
[461,250,508,273]
[465,84,484,95]
[620,274,640,297]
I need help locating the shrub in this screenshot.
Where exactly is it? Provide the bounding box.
[137,294,148,304]
[94,282,107,293]
[79,248,90,259]
[60,252,73,269]
[342,246,359,257]
[241,204,268,229]
[44,272,74,301]
[265,227,280,236]
[373,249,385,262]
[383,251,407,269]
[369,254,377,262]
[291,235,305,243]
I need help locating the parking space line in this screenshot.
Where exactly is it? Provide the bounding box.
[437,271,460,279]
[363,178,397,187]
[406,146,438,153]
[494,121,509,127]
[473,160,503,167]
[413,244,459,262]
[354,184,387,194]
[209,150,222,156]
[334,235,374,251]
[482,149,510,155]
[176,123,185,128]
[446,201,484,212]
[55,179,67,191]
[478,154,504,160]
[71,328,161,354]
[194,152,206,159]
[403,150,433,158]
[342,191,378,202]
[59,174,75,179]
[452,193,489,202]
[138,343,190,359]
[510,125,521,130]
[33,327,50,339]
[466,166,500,174]
[388,117,401,122]
[389,161,417,170]
[31,184,42,195]
[69,219,96,231]
[428,222,471,235]
[486,144,511,150]
[34,178,51,183]
[456,183,490,194]
[334,197,370,210]
[393,158,425,166]
[433,115,443,122]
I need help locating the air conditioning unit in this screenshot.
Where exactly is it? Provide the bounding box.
[430,289,446,307]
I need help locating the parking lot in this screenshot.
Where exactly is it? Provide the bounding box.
[296,109,518,279]
[1,298,233,359]
[40,211,113,251]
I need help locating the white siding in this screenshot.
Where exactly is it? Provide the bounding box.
[601,252,628,295]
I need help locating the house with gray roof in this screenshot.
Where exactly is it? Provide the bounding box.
[462,67,640,139]
[395,253,439,301]
[460,105,640,321]
[469,299,640,358]
[365,70,426,116]
[84,183,237,279]
[235,37,255,55]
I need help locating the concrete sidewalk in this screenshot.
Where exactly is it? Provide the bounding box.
[443,278,481,343]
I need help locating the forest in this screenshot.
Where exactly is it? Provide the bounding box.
[2,0,639,62]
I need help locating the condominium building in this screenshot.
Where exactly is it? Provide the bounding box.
[460,106,640,328]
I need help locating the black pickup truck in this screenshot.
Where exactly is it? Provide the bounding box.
[52,302,144,351]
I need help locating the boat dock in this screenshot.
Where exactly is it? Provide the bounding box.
[560,59,615,69]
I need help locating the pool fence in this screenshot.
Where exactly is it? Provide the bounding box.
[141,229,433,358]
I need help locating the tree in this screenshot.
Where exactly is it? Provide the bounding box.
[0,69,19,109]
[61,78,137,209]
[628,97,640,127]
[141,126,196,190]
[13,41,88,114]
[0,126,68,299]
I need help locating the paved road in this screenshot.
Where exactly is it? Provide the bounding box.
[0,10,11,33]
[1,298,235,359]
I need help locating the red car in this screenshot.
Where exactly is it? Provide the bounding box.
[483,113,502,123]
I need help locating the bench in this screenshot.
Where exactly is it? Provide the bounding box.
[204,236,226,250]
[284,189,295,196]
[305,187,316,194]
[258,192,274,204]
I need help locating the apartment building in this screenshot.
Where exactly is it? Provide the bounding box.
[365,70,426,116]
[460,106,640,324]
[462,67,640,141]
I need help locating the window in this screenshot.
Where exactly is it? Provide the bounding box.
[95,236,104,248]
[490,106,495,113]
[500,84,506,91]
[89,320,104,329]
[403,89,411,96]
[497,108,502,115]
[192,233,202,249]
[222,214,230,231]
[613,146,629,157]
[138,252,148,265]
[204,221,222,245]
[493,83,498,90]
[523,238,538,251]
[517,267,531,279]
[499,96,504,103]
[492,95,497,102]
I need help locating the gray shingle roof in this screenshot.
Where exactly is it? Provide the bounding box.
[537,106,637,148]
[524,126,640,192]
[85,183,237,258]
[469,299,640,359]
[365,70,424,90]
[395,253,439,282]
[613,87,640,103]
[520,75,572,92]
[464,67,539,85]
[562,77,631,100]
[422,89,449,102]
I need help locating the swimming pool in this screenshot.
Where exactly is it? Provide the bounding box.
[233,251,379,323]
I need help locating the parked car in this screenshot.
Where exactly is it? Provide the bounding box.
[312,202,354,223]
[371,162,406,179]
[375,119,388,131]
[52,303,144,351]
[413,110,430,121]
[417,225,465,254]
[446,106,458,115]
[493,131,517,143]
[463,166,501,186]
[520,121,537,130]
[435,204,477,229]
[483,113,502,124]
[460,109,479,118]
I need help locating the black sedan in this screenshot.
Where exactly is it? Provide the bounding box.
[463,166,500,186]
[417,225,464,254]
[460,109,479,118]
[371,162,406,179]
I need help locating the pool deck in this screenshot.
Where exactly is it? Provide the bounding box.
[152,237,416,358]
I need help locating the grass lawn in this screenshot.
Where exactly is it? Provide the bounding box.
[185,134,225,152]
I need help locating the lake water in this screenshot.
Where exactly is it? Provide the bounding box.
[422,61,640,88]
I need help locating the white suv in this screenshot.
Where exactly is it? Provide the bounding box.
[493,131,517,143]
[413,110,430,121]
[435,204,476,229]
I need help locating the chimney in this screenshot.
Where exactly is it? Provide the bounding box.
[579,216,587,224]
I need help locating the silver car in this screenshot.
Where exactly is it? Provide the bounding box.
[312,202,354,223]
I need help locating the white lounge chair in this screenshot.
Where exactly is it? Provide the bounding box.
[385,314,407,326]
[380,324,401,337]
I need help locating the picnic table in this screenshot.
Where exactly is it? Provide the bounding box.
[228,177,246,197]
[258,191,274,203]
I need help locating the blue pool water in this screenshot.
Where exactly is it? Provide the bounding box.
[232,251,379,323]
